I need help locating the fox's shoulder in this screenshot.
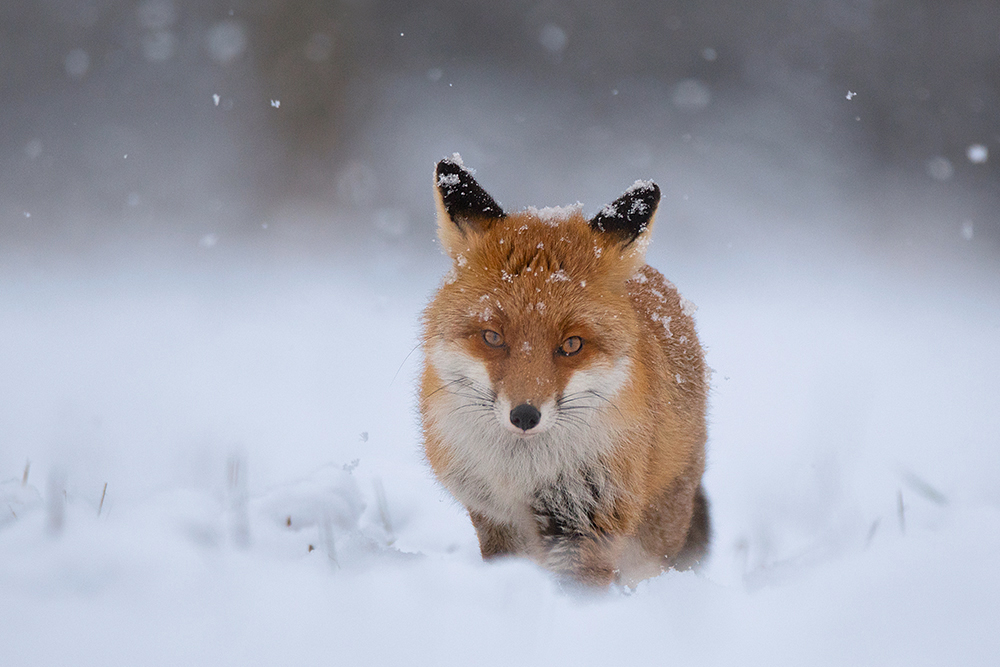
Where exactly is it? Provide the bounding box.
[627,264,706,390]
[627,265,687,332]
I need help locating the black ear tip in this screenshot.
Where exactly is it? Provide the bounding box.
[629,180,661,205]
[435,158,458,175]
[435,154,469,180]
[589,178,661,245]
[433,154,505,222]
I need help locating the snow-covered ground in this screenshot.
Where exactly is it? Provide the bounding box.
[2,205,999,665]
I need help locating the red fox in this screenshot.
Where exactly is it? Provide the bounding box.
[420,156,709,587]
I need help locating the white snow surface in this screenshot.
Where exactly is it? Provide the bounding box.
[2,232,999,666]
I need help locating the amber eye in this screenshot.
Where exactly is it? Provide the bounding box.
[482,330,504,348]
[558,336,583,356]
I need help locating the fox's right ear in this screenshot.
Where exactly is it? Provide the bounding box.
[434,156,505,258]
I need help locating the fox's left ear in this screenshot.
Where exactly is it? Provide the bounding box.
[434,156,505,258]
[589,180,660,253]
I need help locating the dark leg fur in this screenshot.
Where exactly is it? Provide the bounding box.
[531,480,620,587]
[469,511,520,559]
[674,484,711,570]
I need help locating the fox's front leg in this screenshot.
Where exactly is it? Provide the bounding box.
[469,511,522,559]
[531,484,624,587]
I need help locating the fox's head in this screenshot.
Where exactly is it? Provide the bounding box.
[423,156,661,442]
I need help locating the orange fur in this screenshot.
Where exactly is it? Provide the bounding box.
[420,159,709,587]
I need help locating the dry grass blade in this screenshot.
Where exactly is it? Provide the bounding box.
[897,490,906,535]
[373,478,395,545]
[900,470,949,506]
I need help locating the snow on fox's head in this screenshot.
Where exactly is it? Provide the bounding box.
[423,156,661,439]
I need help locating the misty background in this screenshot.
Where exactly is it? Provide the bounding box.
[3,0,998,265]
[4,0,1000,524]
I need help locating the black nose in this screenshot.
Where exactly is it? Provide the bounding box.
[509,403,541,431]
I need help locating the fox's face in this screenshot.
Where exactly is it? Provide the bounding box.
[424,157,660,441]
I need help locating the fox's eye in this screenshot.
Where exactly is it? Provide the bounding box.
[482,330,504,348]
[558,336,583,356]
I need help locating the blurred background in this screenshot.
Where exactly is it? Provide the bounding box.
[2,0,999,555]
[2,0,998,266]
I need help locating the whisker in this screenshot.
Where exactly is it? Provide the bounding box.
[450,376,496,395]
[425,377,469,400]
[448,390,494,401]
[452,403,495,414]
[585,389,623,416]
[393,332,446,386]
[557,391,593,405]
